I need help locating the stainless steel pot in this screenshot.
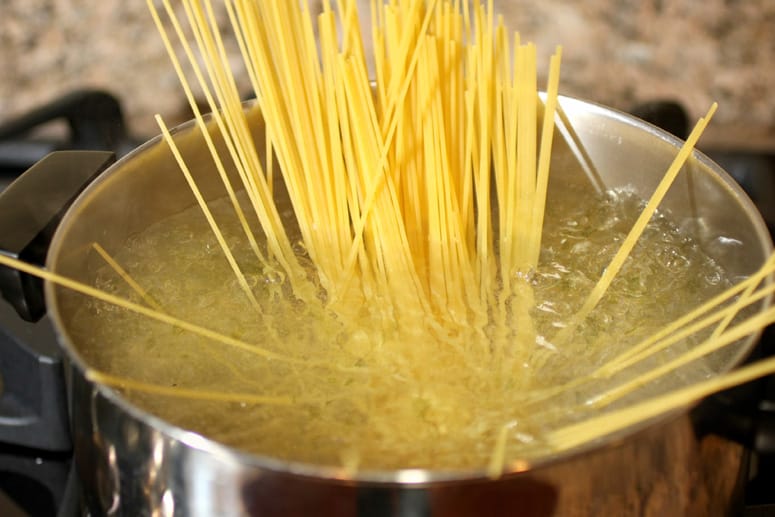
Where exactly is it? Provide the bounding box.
[2,95,772,515]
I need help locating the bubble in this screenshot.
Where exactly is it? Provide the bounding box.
[656,245,691,270]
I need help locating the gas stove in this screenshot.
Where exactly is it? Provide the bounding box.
[0,91,773,516]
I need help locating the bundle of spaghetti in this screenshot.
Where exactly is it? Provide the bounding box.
[146,0,566,351]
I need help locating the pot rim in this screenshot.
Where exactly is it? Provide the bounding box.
[44,94,774,485]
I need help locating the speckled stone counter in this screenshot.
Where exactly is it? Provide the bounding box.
[2,1,775,148]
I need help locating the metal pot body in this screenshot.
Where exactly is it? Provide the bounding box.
[44,96,771,516]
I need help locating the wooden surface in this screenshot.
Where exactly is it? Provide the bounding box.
[531,414,744,517]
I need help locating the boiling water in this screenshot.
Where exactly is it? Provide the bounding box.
[67,189,733,471]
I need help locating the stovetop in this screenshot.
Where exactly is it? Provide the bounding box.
[0,92,774,516]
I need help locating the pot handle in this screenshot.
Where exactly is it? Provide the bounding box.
[0,150,114,451]
[0,151,115,321]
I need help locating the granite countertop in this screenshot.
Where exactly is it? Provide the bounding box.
[2,0,774,149]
